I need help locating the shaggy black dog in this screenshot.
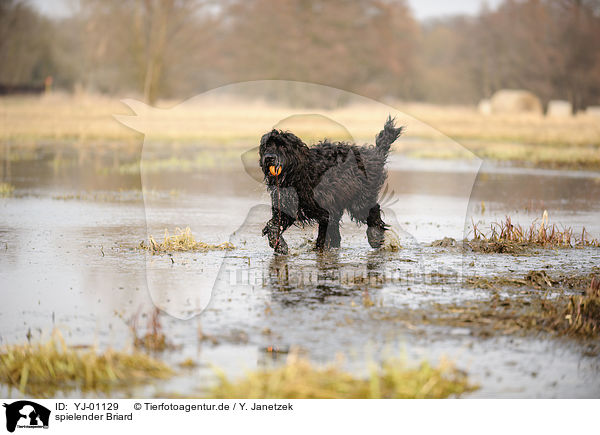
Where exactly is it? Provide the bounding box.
[259,116,403,254]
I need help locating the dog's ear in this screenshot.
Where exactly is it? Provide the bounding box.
[241,147,264,183]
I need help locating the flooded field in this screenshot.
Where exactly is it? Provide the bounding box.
[1,144,599,398]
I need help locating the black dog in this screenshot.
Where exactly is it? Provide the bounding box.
[259,116,403,254]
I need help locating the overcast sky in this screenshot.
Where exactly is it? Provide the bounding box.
[30,0,503,20]
[408,0,502,20]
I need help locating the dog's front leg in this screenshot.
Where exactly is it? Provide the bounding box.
[262,211,294,254]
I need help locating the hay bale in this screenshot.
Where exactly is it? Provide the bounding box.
[477,99,492,115]
[490,89,542,115]
[585,106,600,117]
[547,100,572,117]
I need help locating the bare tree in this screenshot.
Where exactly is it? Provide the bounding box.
[0,0,55,86]
[219,0,418,103]
[75,0,210,103]
[3,0,599,108]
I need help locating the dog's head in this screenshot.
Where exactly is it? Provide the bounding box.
[259,129,308,185]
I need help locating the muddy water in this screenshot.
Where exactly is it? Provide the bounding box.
[1,146,599,398]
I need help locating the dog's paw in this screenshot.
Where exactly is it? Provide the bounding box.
[273,238,288,255]
[367,226,385,249]
[263,222,288,254]
[268,231,288,254]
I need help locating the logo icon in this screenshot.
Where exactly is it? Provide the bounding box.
[3,401,50,432]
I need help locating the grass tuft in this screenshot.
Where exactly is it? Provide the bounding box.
[0,330,173,397]
[561,276,600,336]
[140,227,235,254]
[469,212,599,253]
[130,308,172,352]
[0,183,15,197]
[207,353,476,399]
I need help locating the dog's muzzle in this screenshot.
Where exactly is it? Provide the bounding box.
[263,153,282,177]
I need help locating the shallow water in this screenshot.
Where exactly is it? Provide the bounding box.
[1,146,599,398]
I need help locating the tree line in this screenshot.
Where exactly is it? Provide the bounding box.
[1,0,599,109]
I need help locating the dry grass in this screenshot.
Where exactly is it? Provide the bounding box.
[400,103,600,148]
[375,272,600,341]
[408,141,600,169]
[207,353,476,399]
[0,330,173,397]
[466,270,599,292]
[468,212,599,253]
[0,182,15,197]
[117,151,242,174]
[139,227,235,254]
[0,94,139,145]
[130,308,172,352]
[562,277,600,336]
[2,94,600,168]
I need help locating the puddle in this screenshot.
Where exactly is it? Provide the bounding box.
[1,145,599,397]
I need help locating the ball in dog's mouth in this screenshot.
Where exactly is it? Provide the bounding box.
[269,165,282,176]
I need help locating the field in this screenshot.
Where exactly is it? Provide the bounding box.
[2,93,600,168]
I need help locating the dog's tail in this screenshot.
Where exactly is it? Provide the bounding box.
[375,115,403,155]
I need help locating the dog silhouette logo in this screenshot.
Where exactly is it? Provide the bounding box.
[3,401,50,432]
[115,81,481,319]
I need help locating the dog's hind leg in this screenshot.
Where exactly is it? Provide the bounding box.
[366,204,387,248]
[315,215,341,250]
[316,220,328,250]
[325,217,341,248]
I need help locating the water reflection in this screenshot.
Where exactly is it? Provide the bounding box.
[262,248,393,308]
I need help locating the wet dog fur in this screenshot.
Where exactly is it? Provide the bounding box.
[259,116,403,254]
